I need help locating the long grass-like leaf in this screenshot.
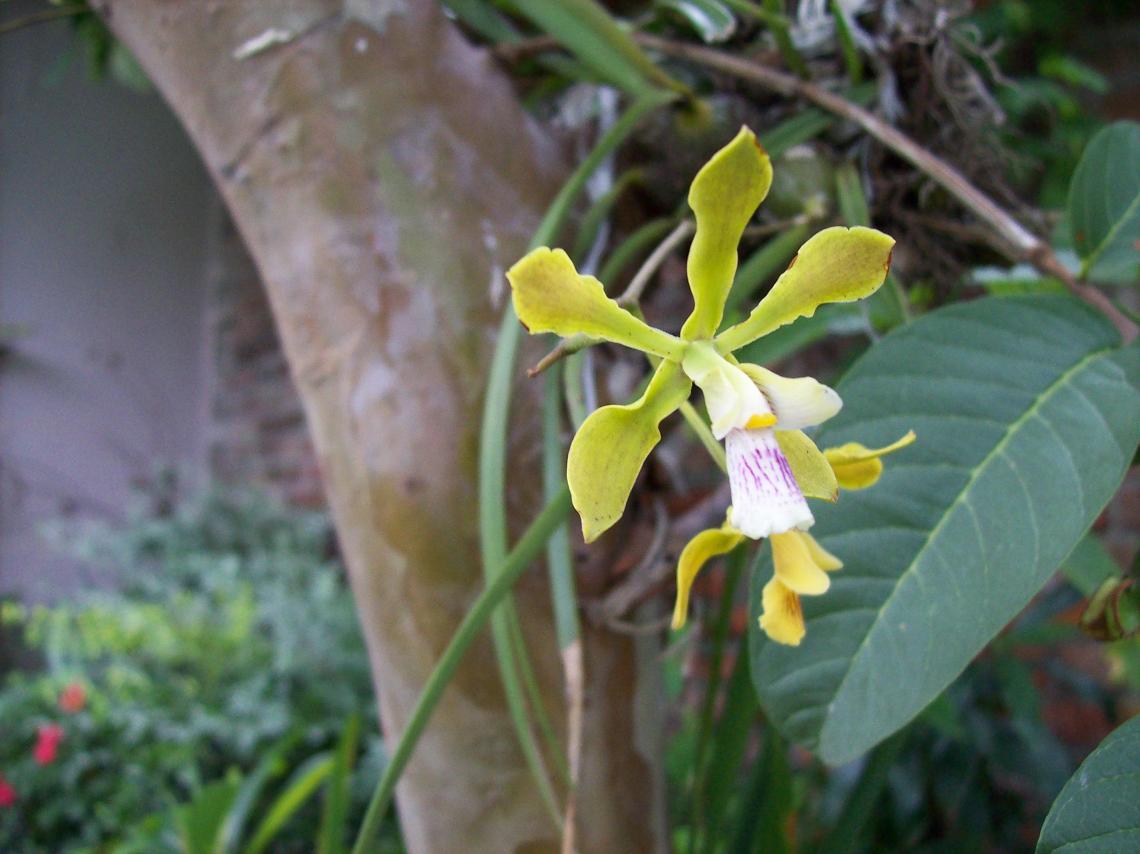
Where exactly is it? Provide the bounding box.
[598,216,680,287]
[700,645,761,853]
[544,361,585,854]
[811,732,907,854]
[506,603,571,782]
[761,0,809,77]
[729,726,792,854]
[689,548,747,853]
[441,0,520,43]
[244,753,334,854]
[835,161,910,325]
[830,0,863,84]
[543,364,581,652]
[476,86,678,833]
[571,168,645,262]
[317,715,361,854]
[221,731,301,852]
[510,0,687,96]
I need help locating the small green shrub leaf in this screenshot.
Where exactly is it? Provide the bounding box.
[1069,120,1140,283]
[509,0,683,95]
[750,296,1140,764]
[657,0,737,43]
[1037,715,1140,853]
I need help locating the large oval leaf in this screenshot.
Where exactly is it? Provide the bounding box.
[1069,120,1140,283]
[750,296,1140,764]
[1037,715,1140,853]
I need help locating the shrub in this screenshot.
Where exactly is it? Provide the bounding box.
[0,485,378,851]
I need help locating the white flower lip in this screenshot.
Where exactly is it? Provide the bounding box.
[726,427,814,539]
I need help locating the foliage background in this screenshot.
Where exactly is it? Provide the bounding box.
[0,0,1137,851]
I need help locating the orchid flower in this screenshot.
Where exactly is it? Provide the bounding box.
[507,126,906,645]
[672,430,915,645]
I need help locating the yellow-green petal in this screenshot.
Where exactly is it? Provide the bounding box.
[800,531,843,573]
[738,364,842,430]
[568,360,692,542]
[680,127,773,341]
[508,247,686,360]
[775,430,838,501]
[825,430,916,490]
[759,577,805,646]
[716,226,895,352]
[671,524,745,629]
[770,530,831,595]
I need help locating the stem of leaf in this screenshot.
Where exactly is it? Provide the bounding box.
[543,364,585,854]
[476,85,679,834]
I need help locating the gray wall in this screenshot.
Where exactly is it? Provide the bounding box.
[0,13,216,601]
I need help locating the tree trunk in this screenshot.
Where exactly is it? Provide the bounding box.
[98,1,665,851]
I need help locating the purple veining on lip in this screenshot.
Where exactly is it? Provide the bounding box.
[736,444,799,501]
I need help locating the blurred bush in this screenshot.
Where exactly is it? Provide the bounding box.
[0,484,379,852]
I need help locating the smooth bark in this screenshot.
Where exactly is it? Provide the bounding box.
[98,1,664,851]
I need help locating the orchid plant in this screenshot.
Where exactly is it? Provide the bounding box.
[507,127,913,646]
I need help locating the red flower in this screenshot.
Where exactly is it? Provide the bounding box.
[33,723,64,766]
[59,682,87,714]
[0,775,15,807]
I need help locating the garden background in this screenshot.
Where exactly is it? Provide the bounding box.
[1,1,1138,852]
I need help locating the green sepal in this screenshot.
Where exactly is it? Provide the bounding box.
[717,226,894,352]
[568,360,692,542]
[681,127,773,341]
[508,247,687,360]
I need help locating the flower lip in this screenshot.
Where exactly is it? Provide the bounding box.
[726,427,814,539]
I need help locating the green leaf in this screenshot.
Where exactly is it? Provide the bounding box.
[509,0,684,96]
[222,732,301,851]
[176,778,241,854]
[730,727,792,854]
[814,732,907,854]
[657,0,737,43]
[568,359,692,541]
[756,84,875,158]
[318,716,361,854]
[698,641,761,851]
[830,0,862,84]
[1037,715,1140,853]
[749,296,1140,765]
[441,0,521,43]
[1068,121,1140,283]
[244,753,334,854]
